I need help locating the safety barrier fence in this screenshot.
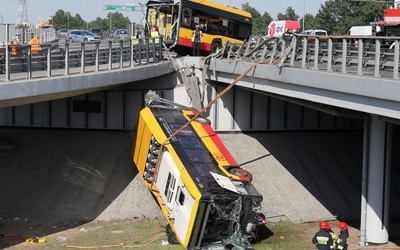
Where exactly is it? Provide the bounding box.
[228,35,400,80]
[2,34,400,82]
[0,36,164,81]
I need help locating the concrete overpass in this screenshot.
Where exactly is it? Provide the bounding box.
[1,35,400,246]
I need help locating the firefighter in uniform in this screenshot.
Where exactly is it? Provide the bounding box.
[327,222,338,244]
[282,28,294,46]
[335,221,349,250]
[312,221,334,250]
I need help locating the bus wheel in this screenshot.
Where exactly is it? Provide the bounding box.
[211,41,221,53]
[224,244,235,250]
[166,225,179,245]
[166,224,172,234]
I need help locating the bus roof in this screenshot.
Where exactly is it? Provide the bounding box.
[146,0,251,19]
[187,0,251,19]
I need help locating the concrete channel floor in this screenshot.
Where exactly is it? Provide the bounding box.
[0,127,400,247]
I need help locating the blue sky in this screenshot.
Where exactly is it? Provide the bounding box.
[0,0,326,25]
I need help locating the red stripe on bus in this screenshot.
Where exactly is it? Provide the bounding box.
[201,123,238,166]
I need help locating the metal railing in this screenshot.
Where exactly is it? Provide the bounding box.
[226,35,400,80]
[0,36,164,81]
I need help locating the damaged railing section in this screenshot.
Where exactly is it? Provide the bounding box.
[222,35,400,79]
[224,36,289,65]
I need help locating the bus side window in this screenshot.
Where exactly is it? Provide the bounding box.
[227,20,235,37]
[220,19,229,36]
[209,14,220,34]
[199,21,206,31]
[176,187,185,206]
[182,8,192,27]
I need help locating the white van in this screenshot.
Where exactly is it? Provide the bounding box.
[348,26,379,36]
[302,29,328,36]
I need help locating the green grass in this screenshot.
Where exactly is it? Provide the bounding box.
[37,219,318,250]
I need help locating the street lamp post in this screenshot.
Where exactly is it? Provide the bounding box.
[67,0,70,30]
[86,0,89,30]
[109,12,112,31]
[303,0,305,31]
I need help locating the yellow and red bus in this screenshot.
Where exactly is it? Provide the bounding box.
[132,93,265,249]
[145,0,252,55]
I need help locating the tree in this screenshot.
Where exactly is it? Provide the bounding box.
[51,9,132,31]
[52,9,69,30]
[241,2,272,35]
[314,0,383,35]
[299,13,317,31]
[106,12,131,31]
[277,7,300,21]
[69,14,86,30]
[88,17,105,30]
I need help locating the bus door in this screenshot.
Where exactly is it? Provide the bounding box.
[154,151,180,212]
[146,2,180,45]
[172,179,195,243]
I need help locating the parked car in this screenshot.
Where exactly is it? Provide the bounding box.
[82,31,101,41]
[66,30,100,42]
[113,29,128,40]
[102,30,113,38]
[88,27,103,38]
[57,29,68,37]
[302,29,328,36]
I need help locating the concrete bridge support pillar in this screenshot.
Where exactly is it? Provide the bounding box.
[364,114,392,244]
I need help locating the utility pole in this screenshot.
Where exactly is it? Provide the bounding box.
[303,0,305,31]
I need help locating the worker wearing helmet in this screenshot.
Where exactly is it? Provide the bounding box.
[8,40,19,55]
[312,221,334,249]
[326,222,338,244]
[335,222,349,250]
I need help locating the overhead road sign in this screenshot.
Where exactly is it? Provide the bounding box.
[126,6,135,12]
[104,5,123,11]
[103,5,135,12]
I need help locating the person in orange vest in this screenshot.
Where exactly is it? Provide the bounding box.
[30,34,42,55]
[8,40,19,55]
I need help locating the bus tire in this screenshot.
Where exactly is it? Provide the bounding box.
[168,233,178,244]
[211,41,221,54]
[165,224,179,244]
[224,244,235,250]
[166,224,172,234]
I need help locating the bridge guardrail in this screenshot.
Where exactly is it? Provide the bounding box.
[0,36,164,81]
[228,35,400,79]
